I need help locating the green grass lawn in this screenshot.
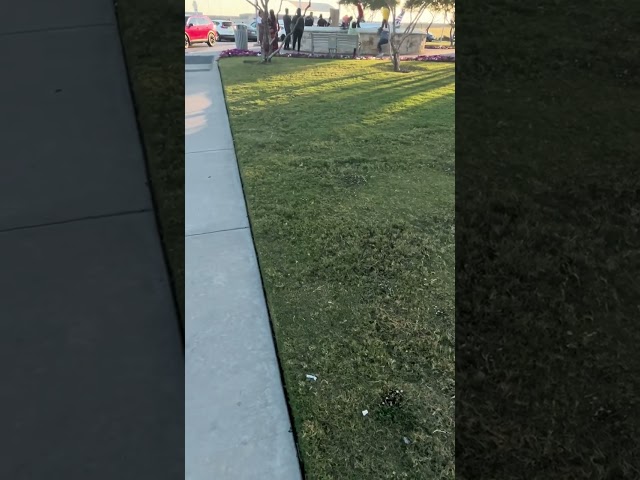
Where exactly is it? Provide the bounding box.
[456,2,640,477]
[115,1,184,329]
[219,58,455,479]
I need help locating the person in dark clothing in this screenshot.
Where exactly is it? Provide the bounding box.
[304,12,314,26]
[291,8,305,52]
[376,26,389,57]
[317,14,327,27]
[348,21,359,57]
[283,8,292,49]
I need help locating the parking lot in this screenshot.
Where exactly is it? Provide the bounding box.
[185,39,259,57]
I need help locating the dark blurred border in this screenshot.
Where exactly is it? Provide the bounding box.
[115,0,185,337]
[456,1,640,478]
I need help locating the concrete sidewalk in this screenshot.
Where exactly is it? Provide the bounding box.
[0,3,183,479]
[185,55,301,480]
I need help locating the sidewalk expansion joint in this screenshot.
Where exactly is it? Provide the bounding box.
[0,22,115,38]
[0,208,152,234]
[185,225,248,238]
[186,147,235,155]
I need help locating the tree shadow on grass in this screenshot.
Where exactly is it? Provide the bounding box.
[271,87,452,142]
[233,91,454,188]
[223,68,450,107]
[227,72,454,130]
[219,57,347,86]
[220,58,453,99]
[368,60,453,73]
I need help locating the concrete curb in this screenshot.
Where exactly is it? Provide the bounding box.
[185,58,302,480]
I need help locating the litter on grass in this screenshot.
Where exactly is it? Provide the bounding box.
[403,437,411,445]
[362,409,369,416]
[381,389,404,407]
[305,374,317,381]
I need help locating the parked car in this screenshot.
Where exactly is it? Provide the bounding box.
[240,23,258,41]
[185,14,218,48]
[249,21,260,40]
[235,22,257,41]
[425,31,435,42]
[209,19,236,41]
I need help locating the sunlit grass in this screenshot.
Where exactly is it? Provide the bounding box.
[220,58,454,479]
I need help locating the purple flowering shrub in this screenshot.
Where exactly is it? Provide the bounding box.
[218,49,261,58]
[411,54,455,62]
[219,48,454,62]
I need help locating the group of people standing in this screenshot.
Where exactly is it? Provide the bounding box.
[256,1,390,58]
[282,8,307,52]
[281,9,331,51]
[257,8,320,54]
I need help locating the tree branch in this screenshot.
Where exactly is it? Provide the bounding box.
[425,11,435,35]
[398,3,427,45]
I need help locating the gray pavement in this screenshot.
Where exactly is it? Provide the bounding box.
[0,2,183,479]
[185,56,301,480]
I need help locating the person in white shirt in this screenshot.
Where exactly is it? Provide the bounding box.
[257,10,264,45]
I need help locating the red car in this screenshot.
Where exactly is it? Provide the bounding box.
[185,14,218,48]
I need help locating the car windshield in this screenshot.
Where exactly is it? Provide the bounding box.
[221,22,233,27]
[185,16,190,25]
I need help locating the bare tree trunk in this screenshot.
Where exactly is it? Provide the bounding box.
[262,7,270,61]
[388,3,401,72]
[426,13,434,40]
[244,0,275,61]
[388,3,428,72]
[392,52,400,71]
